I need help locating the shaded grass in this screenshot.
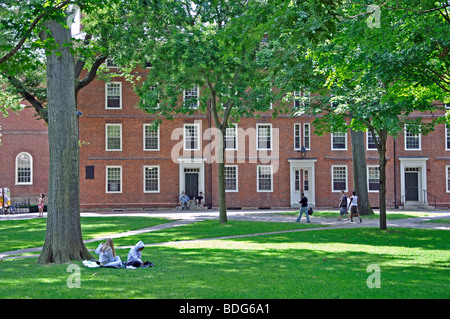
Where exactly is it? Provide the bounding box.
[0,217,172,253]
[0,227,448,299]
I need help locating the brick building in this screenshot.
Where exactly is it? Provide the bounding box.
[0,106,49,204]
[76,67,450,211]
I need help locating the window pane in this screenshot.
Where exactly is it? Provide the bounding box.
[106,83,121,108]
[107,167,121,192]
[333,166,346,191]
[332,132,346,149]
[257,124,271,149]
[16,153,31,184]
[225,166,237,191]
[107,125,121,150]
[144,126,158,150]
[184,125,198,150]
[144,167,159,192]
[258,166,272,191]
[368,166,380,191]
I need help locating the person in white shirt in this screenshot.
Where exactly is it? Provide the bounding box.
[348,191,362,223]
[95,238,122,268]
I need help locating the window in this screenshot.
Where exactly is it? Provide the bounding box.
[85,166,95,180]
[106,124,122,151]
[15,152,32,185]
[105,82,122,109]
[225,124,237,150]
[405,126,421,150]
[257,124,272,150]
[294,124,301,150]
[331,131,347,150]
[447,166,450,193]
[144,166,159,193]
[184,124,200,150]
[367,166,380,192]
[143,125,159,151]
[332,166,347,192]
[148,85,160,109]
[294,90,310,108]
[106,166,122,193]
[367,131,379,150]
[446,125,450,151]
[106,58,118,68]
[303,123,311,150]
[257,165,273,192]
[184,86,199,109]
[225,165,238,192]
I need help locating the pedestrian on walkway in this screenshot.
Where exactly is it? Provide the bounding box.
[348,191,362,223]
[295,193,310,223]
[38,193,45,218]
[338,190,350,221]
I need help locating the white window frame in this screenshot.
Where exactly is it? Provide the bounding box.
[446,125,450,151]
[294,123,301,150]
[143,124,160,151]
[303,123,311,150]
[183,86,199,109]
[447,166,450,193]
[106,166,122,194]
[225,124,238,150]
[331,131,347,150]
[225,165,238,192]
[106,58,118,68]
[105,82,122,109]
[404,125,421,151]
[184,123,200,151]
[15,152,33,185]
[143,165,160,193]
[106,124,122,151]
[257,123,272,151]
[366,131,379,150]
[257,165,273,192]
[294,90,310,108]
[331,165,347,192]
[367,165,380,193]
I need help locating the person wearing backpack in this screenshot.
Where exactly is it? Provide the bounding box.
[295,193,310,223]
[338,190,350,221]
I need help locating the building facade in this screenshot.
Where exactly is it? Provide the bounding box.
[0,107,49,204]
[75,68,450,211]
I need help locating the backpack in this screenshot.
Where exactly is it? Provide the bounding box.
[308,207,313,215]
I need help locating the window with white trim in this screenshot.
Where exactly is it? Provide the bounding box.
[294,90,310,108]
[106,166,122,193]
[106,124,122,151]
[257,124,272,150]
[367,166,380,192]
[225,124,237,150]
[143,125,159,151]
[15,152,32,185]
[184,124,200,150]
[225,165,238,192]
[184,86,199,109]
[144,166,159,193]
[447,166,450,193]
[405,125,421,150]
[332,165,347,192]
[331,131,347,150]
[294,124,301,150]
[446,125,450,151]
[367,131,379,150]
[257,165,273,192]
[105,82,122,109]
[303,123,311,150]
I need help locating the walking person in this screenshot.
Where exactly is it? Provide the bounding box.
[348,191,362,223]
[295,193,310,223]
[338,190,350,221]
[38,193,45,218]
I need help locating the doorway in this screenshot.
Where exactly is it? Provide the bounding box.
[185,171,199,200]
[405,169,419,201]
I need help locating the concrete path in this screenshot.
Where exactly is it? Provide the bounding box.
[1,209,449,260]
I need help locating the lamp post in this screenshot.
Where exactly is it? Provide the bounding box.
[76,110,83,139]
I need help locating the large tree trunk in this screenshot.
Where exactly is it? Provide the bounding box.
[350,128,373,215]
[217,127,228,224]
[377,130,388,230]
[37,19,91,264]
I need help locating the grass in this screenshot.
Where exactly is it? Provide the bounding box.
[0,217,172,253]
[0,215,449,299]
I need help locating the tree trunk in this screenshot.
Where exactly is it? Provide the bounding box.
[37,19,91,264]
[378,130,388,230]
[350,128,373,215]
[217,126,228,224]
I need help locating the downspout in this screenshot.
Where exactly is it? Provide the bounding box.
[393,137,398,209]
[209,98,213,209]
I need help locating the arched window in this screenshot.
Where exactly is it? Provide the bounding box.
[15,152,33,185]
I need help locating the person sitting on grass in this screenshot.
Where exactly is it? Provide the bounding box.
[95,238,122,268]
[126,240,154,268]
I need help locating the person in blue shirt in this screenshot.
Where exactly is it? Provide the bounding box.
[179,192,190,210]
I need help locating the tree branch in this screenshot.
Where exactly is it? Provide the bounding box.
[75,54,108,97]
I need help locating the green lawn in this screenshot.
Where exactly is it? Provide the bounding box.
[0,217,448,299]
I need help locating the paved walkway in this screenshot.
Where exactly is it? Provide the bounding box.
[1,209,449,260]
